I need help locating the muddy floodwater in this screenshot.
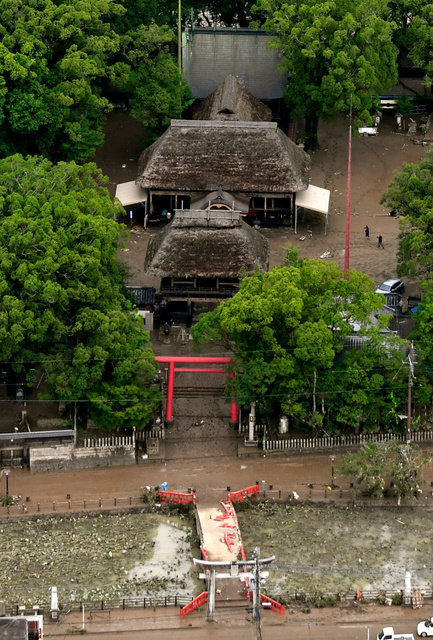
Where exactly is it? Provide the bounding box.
[237,503,432,596]
[0,512,200,606]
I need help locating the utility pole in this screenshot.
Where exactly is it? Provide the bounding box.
[252,547,263,640]
[178,0,182,77]
[407,341,415,444]
[344,95,353,278]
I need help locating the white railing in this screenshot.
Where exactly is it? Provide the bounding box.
[135,429,165,440]
[82,436,134,448]
[238,423,267,435]
[263,430,433,451]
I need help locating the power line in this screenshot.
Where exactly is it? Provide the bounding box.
[0,381,421,404]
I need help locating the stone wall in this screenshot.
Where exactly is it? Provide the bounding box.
[30,444,136,472]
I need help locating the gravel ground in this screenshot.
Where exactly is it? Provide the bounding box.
[237,501,432,597]
[0,512,199,606]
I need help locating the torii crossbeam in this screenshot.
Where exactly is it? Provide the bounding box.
[155,356,237,423]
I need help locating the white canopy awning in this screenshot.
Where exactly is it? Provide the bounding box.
[296,184,330,215]
[115,181,147,206]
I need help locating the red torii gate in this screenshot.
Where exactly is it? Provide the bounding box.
[155,356,237,423]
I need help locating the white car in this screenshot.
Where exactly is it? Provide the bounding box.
[375,278,405,295]
[418,617,433,637]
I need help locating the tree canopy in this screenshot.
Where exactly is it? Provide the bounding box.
[252,0,398,148]
[390,0,433,87]
[381,150,433,285]
[0,0,128,161]
[0,0,190,162]
[0,154,159,430]
[118,24,193,145]
[339,441,429,502]
[193,250,410,435]
[381,151,433,408]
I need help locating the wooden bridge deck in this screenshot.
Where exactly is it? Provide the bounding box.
[197,504,241,562]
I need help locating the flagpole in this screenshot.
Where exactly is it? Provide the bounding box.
[178,0,182,76]
[344,96,352,277]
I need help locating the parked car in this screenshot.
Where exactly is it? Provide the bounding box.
[418,617,433,637]
[375,279,405,295]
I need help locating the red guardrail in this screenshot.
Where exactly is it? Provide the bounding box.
[261,594,285,614]
[200,546,209,561]
[227,484,260,503]
[245,592,284,613]
[180,592,208,618]
[156,491,197,504]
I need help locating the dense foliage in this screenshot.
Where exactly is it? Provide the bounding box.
[381,150,433,285]
[252,0,398,148]
[118,24,193,145]
[0,154,160,429]
[381,150,433,407]
[0,0,190,162]
[0,0,126,161]
[193,250,411,435]
[339,441,429,501]
[390,0,433,87]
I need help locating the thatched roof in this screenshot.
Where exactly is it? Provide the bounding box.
[137,120,310,193]
[144,210,269,278]
[193,75,272,122]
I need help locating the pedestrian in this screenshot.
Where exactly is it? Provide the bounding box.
[365,225,369,239]
[377,234,384,248]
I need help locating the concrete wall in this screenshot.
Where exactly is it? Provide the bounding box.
[183,29,287,99]
[30,444,136,472]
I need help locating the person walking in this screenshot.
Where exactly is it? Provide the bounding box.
[365,225,370,239]
[377,234,384,248]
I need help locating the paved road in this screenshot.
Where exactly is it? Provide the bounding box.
[2,447,432,518]
[45,601,433,638]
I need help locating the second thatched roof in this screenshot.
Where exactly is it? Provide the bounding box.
[144,210,269,278]
[193,75,272,122]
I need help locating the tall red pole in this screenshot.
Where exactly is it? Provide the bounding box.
[344,122,352,277]
[166,361,176,421]
[229,372,238,422]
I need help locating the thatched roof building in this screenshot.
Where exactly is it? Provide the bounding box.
[193,75,272,122]
[144,210,269,279]
[137,120,309,195]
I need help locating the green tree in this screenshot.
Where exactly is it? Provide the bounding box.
[0,154,160,430]
[203,1,257,27]
[381,150,433,285]
[0,0,129,161]
[338,442,387,497]
[252,0,398,148]
[404,2,433,87]
[339,441,430,502]
[119,24,193,144]
[193,249,406,434]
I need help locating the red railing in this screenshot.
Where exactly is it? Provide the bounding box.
[180,592,208,618]
[246,591,284,614]
[227,484,260,503]
[260,594,285,614]
[156,491,197,504]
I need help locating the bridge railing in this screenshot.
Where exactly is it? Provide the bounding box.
[180,592,208,618]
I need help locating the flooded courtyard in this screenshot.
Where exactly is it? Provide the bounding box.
[1,502,432,608]
[237,502,433,597]
[0,512,200,606]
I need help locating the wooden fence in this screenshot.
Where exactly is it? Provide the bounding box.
[6,594,195,618]
[81,435,134,448]
[135,429,165,441]
[263,430,433,452]
[6,586,433,619]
